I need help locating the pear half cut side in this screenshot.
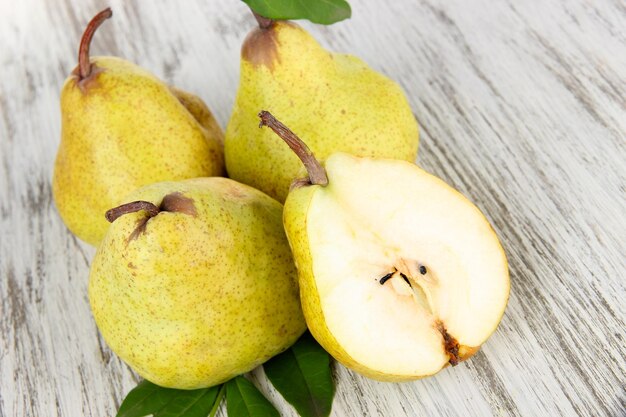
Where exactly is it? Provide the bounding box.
[284,153,509,381]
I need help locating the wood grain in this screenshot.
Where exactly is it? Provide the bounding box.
[1,0,625,416]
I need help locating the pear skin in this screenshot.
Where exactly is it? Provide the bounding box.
[89,177,306,389]
[53,9,224,246]
[169,86,224,145]
[225,20,419,202]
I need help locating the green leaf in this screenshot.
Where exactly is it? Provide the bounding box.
[208,385,225,417]
[242,0,351,25]
[264,332,335,417]
[117,380,178,417]
[116,380,222,417]
[154,386,220,417]
[226,376,280,417]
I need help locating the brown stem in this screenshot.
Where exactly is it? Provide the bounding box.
[78,8,113,80]
[258,111,328,186]
[252,12,274,29]
[105,201,159,223]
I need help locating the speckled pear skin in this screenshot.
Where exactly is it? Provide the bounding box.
[53,56,225,246]
[168,86,224,144]
[89,177,306,389]
[225,21,419,202]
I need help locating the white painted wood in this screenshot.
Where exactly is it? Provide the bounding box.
[1,0,624,416]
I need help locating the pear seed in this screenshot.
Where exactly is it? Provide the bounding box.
[400,272,412,287]
[378,272,394,285]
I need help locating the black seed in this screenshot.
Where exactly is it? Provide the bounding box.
[419,265,427,275]
[400,273,412,287]
[379,272,394,285]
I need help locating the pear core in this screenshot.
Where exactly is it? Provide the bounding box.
[288,153,509,379]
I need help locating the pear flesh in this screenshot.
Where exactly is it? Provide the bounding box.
[284,153,509,380]
[226,21,419,202]
[89,178,306,389]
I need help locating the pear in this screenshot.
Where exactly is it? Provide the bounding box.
[259,112,509,380]
[89,177,306,389]
[225,16,419,202]
[53,9,224,246]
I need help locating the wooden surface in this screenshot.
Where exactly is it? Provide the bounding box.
[1,0,625,416]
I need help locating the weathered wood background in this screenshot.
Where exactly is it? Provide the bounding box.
[1,0,625,415]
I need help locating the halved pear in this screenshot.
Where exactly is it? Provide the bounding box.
[260,112,509,381]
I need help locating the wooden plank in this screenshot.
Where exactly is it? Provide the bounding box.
[1,0,624,415]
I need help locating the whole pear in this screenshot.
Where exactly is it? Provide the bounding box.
[260,112,509,381]
[89,177,306,389]
[225,17,419,202]
[53,9,224,246]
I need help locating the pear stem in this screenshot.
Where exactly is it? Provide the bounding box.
[258,111,329,186]
[78,8,113,80]
[252,12,274,29]
[105,201,159,223]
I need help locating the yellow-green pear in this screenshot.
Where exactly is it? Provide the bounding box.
[53,9,224,246]
[225,17,419,202]
[89,177,306,389]
[259,112,509,381]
